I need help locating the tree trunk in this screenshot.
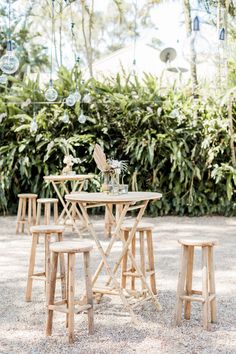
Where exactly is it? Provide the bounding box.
[182,0,198,90]
[81,0,93,78]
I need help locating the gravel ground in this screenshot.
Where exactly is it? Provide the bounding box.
[0,215,236,354]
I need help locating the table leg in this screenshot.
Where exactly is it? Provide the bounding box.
[79,203,138,323]
[51,181,82,237]
[105,201,161,310]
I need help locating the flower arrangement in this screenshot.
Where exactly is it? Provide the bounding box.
[93,144,128,194]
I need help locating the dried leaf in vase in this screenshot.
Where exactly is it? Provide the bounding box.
[93,144,110,172]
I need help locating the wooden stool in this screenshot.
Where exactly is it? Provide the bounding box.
[36,198,59,225]
[25,225,66,302]
[175,238,218,330]
[120,222,157,297]
[46,241,94,343]
[16,193,37,234]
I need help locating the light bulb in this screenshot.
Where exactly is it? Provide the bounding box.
[78,111,87,124]
[74,89,81,101]
[0,40,19,75]
[45,79,58,102]
[30,117,38,133]
[183,17,211,64]
[61,111,69,123]
[65,93,76,107]
[0,74,8,84]
[82,93,92,104]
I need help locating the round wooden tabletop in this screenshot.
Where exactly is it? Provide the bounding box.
[65,191,162,204]
[44,174,95,182]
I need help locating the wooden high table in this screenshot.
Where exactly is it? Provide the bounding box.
[44,174,94,236]
[65,191,162,322]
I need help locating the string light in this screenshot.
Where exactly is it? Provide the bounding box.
[45,0,58,102]
[0,0,19,75]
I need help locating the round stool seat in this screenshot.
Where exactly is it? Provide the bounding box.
[178,238,218,247]
[37,198,58,203]
[121,221,154,232]
[50,241,93,253]
[18,193,38,198]
[30,225,65,233]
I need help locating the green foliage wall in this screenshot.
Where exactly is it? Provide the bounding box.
[0,68,236,215]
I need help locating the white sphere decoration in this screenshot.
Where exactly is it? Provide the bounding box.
[0,74,8,85]
[61,111,70,123]
[65,93,76,107]
[45,79,58,102]
[78,111,87,124]
[30,117,38,133]
[0,41,19,75]
[183,16,211,64]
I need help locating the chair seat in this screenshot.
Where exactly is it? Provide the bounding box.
[50,241,93,253]
[121,221,154,232]
[178,238,218,247]
[37,198,58,203]
[18,193,38,198]
[30,225,65,233]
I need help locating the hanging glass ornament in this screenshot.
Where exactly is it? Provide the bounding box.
[30,114,38,133]
[45,79,58,102]
[74,89,81,101]
[78,110,87,124]
[82,92,92,104]
[0,74,8,85]
[65,93,76,107]
[182,16,211,64]
[0,40,19,75]
[61,111,70,123]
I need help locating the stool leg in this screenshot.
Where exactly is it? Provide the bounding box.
[83,251,94,335]
[131,233,136,291]
[16,198,23,233]
[36,202,41,225]
[184,246,194,320]
[45,203,50,224]
[208,246,217,323]
[45,234,51,303]
[22,198,27,233]
[28,198,32,232]
[57,232,66,300]
[121,230,129,289]
[139,231,146,296]
[175,245,188,325]
[68,253,75,343]
[54,202,58,224]
[146,230,157,295]
[202,246,209,330]
[32,198,37,225]
[25,233,38,301]
[46,251,58,336]
[66,253,69,328]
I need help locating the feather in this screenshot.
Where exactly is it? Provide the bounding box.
[93,144,109,172]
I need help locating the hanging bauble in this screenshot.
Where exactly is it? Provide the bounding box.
[74,89,81,101]
[182,16,211,64]
[45,79,58,102]
[82,93,92,104]
[30,115,38,133]
[0,74,8,85]
[0,40,19,75]
[78,110,87,124]
[61,111,70,123]
[65,93,76,107]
